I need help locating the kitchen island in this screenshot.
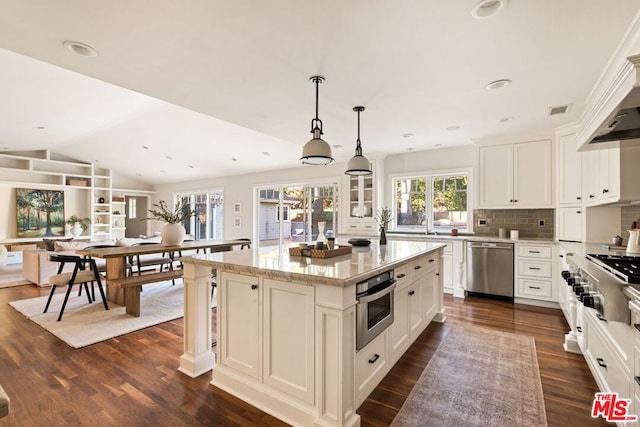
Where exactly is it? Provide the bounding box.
[179,240,445,427]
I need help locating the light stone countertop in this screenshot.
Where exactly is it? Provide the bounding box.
[180,239,445,287]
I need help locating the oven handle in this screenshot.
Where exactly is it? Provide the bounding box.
[357,280,396,304]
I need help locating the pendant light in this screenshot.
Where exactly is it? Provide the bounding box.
[300,76,334,165]
[345,106,372,175]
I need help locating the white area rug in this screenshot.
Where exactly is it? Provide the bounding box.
[9,280,201,348]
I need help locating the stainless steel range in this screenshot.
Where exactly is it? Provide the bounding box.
[561,253,640,324]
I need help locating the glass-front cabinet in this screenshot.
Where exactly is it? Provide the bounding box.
[343,161,376,235]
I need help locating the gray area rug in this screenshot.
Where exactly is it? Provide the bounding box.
[391,326,547,427]
[10,280,216,348]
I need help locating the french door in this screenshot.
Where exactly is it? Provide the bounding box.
[256,182,338,250]
[176,191,224,240]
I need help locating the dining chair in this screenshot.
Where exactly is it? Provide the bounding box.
[44,254,109,321]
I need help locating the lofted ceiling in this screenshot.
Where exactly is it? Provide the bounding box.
[1,1,640,185]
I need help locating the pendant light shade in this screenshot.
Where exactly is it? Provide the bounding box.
[301,76,334,165]
[345,106,372,175]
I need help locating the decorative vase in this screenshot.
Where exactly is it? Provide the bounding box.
[379,228,387,245]
[64,224,72,237]
[71,223,83,237]
[162,223,186,245]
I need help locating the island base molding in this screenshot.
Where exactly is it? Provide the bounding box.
[211,366,361,427]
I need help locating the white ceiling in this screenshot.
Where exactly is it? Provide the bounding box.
[1,1,640,185]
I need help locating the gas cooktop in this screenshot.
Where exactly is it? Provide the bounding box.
[586,254,640,284]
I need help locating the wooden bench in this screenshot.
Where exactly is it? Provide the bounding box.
[109,270,183,317]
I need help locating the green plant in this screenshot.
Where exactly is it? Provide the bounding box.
[143,200,195,224]
[376,206,392,232]
[66,215,91,229]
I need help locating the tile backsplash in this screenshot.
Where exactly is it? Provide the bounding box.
[621,206,640,239]
[473,209,555,239]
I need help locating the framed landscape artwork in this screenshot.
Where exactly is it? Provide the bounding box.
[16,188,65,237]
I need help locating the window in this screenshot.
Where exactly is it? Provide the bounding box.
[276,205,290,222]
[128,198,137,219]
[393,172,470,232]
[176,191,224,240]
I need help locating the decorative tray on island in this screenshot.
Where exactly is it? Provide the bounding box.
[289,245,352,259]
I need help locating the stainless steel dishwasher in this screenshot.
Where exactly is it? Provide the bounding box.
[466,241,514,300]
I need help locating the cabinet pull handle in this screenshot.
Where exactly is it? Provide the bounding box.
[251,284,258,290]
[368,354,380,364]
[397,273,406,279]
[528,267,541,270]
[529,286,541,290]
[408,290,415,296]
[597,313,607,322]
[634,324,640,333]
[436,273,440,276]
[635,376,640,387]
[428,259,435,263]
[577,196,581,200]
[597,358,607,368]
[577,210,582,214]
[559,255,564,258]
[414,265,422,270]
[529,250,541,254]
[576,326,582,333]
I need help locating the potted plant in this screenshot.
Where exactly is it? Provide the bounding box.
[376,206,392,245]
[66,214,92,237]
[143,200,195,245]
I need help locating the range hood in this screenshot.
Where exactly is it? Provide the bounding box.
[579,54,640,149]
[589,88,640,144]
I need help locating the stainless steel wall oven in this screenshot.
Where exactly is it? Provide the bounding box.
[356,269,396,350]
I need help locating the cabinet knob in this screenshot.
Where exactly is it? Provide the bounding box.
[397,273,406,279]
[576,196,581,200]
[408,290,415,296]
[589,194,595,198]
[414,265,422,270]
[251,284,258,290]
[577,210,582,214]
[509,199,513,203]
[602,188,609,194]
[428,259,435,263]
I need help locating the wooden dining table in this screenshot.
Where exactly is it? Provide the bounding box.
[76,239,245,308]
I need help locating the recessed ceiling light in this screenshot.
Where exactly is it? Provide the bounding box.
[407,147,415,151]
[141,145,149,150]
[63,41,98,57]
[160,170,167,173]
[165,156,173,160]
[34,126,46,130]
[262,152,270,156]
[401,133,414,139]
[188,165,194,169]
[232,158,237,162]
[486,79,512,90]
[435,144,443,147]
[332,145,343,149]
[471,0,509,19]
[499,116,515,123]
[446,126,460,131]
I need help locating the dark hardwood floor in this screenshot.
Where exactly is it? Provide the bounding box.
[0,284,606,426]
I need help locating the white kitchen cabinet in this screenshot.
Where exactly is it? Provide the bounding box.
[342,161,376,234]
[263,278,315,404]
[557,132,583,205]
[558,207,584,242]
[477,140,553,208]
[514,243,557,304]
[219,271,261,379]
[422,239,464,296]
[355,330,388,402]
[583,146,640,206]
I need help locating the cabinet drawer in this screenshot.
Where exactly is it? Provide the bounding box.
[517,278,552,298]
[410,256,437,280]
[395,264,410,291]
[586,316,630,398]
[518,259,552,278]
[355,330,387,395]
[517,245,552,259]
